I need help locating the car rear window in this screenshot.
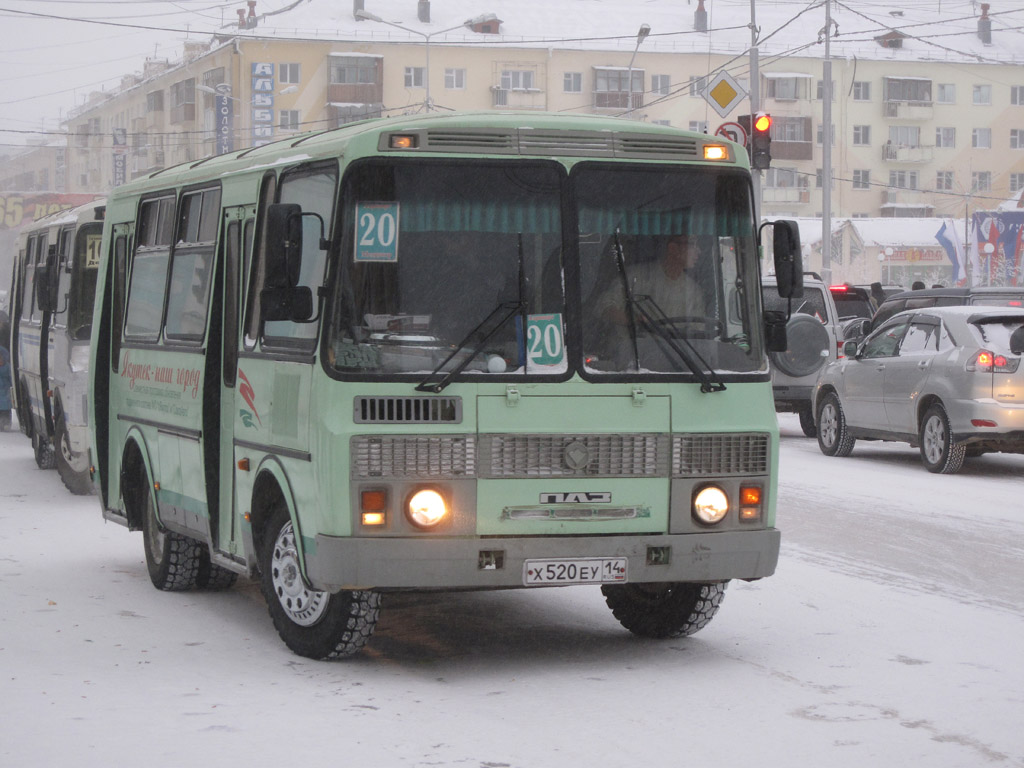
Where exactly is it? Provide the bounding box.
[762,287,829,322]
[972,317,1024,351]
[832,291,873,320]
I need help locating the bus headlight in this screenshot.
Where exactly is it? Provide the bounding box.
[406,488,448,529]
[693,486,729,525]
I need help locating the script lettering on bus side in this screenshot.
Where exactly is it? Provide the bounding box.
[120,352,201,398]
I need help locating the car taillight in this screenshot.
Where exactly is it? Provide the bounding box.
[836,339,845,359]
[967,349,1021,373]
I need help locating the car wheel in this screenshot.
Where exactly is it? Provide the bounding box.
[919,403,966,474]
[601,581,727,639]
[817,392,855,457]
[798,405,816,437]
[260,505,380,659]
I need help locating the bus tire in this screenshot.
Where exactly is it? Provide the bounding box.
[55,416,93,495]
[141,481,202,591]
[33,433,56,470]
[601,581,727,639]
[260,506,380,660]
[197,548,239,591]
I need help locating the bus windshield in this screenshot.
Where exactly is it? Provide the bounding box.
[327,159,763,380]
[576,165,762,375]
[329,160,565,377]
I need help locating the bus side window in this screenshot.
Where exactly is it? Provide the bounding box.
[244,172,277,349]
[111,233,128,372]
[124,195,175,341]
[164,187,221,341]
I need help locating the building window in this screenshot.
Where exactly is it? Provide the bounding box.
[889,170,919,190]
[852,81,871,101]
[563,72,582,93]
[935,171,954,191]
[764,167,799,188]
[330,57,378,84]
[973,128,992,149]
[936,83,955,104]
[935,127,956,148]
[501,69,535,90]
[170,78,196,123]
[973,84,992,105]
[815,169,834,189]
[889,125,920,147]
[1010,173,1024,193]
[816,123,836,145]
[852,170,870,189]
[593,68,640,109]
[773,116,810,142]
[651,119,671,126]
[688,120,708,133]
[972,171,992,192]
[1011,129,1024,149]
[651,74,670,96]
[279,110,300,131]
[885,77,931,102]
[765,77,806,100]
[1012,86,1024,106]
[146,90,164,113]
[816,80,835,100]
[688,75,707,97]
[853,125,871,146]
[405,67,426,88]
[445,68,466,89]
[280,63,300,84]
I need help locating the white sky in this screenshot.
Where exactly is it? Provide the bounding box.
[2,0,1023,150]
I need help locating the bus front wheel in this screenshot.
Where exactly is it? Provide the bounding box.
[55,415,93,495]
[601,581,727,639]
[259,507,380,660]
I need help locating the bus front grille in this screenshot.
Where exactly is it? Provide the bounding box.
[480,434,669,478]
[672,433,770,477]
[352,435,476,478]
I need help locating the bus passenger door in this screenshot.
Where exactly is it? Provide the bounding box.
[213,205,255,561]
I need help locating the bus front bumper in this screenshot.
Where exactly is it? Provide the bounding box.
[306,529,780,591]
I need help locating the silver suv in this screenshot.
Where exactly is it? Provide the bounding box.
[761,274,842,436]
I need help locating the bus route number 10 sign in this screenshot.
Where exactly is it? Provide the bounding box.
[354,201,400,262]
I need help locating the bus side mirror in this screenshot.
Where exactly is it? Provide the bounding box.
[266,203,303,288]
[261,286,314,322]
[764,309,788,352]
[772,220,803,299]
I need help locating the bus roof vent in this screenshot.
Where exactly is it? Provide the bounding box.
[354,395,462,424]
[518,130,616,156]
[425,130,516,153]
[615,134,700,159]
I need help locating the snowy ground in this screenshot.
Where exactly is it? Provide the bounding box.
[1,415,1022,767]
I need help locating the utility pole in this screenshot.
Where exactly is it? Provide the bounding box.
[749,0,761,228]
[821,0,834,285]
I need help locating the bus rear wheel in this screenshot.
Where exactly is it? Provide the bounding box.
[259,507,380,660]
[601,581,727,638]
[141,481,202,591]
[55,416,93,495]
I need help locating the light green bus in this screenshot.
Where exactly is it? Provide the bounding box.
[88,112,802,659]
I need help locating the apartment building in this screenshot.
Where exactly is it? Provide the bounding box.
[59,0,1024,223]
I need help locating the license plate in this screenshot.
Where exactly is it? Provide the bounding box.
[523,557,627,586]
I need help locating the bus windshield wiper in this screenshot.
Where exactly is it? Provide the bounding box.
[613,229,724,393]
[416,235,528,393]
[631,294,726,393]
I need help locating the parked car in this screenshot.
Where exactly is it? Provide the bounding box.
[762,273,843,436]
[813,305,1024,473]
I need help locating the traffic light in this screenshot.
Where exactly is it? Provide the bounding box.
[737,112,772,170]
[750,112,772,170]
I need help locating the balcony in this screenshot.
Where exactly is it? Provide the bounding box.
[882,189,933,207]
[883,100,934,120]
[327,82,383,105]
[762,187,810,204]
[491,88,545,110]
[772,139,813,161]
[883,144,934,163]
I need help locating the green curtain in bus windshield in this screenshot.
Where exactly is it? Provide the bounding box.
[575,167,761,375]
[330,162,564,376]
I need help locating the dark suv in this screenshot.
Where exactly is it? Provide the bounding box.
[868,286,1024,332]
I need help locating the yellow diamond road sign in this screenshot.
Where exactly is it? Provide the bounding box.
[702,71,747,118]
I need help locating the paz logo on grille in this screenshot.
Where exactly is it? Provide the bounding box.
[563,440,591,470]
[539,492,612,504]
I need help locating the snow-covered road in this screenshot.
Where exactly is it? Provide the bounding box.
[1,415,1021,767]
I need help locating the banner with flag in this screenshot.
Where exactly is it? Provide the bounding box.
[934,220,964,285]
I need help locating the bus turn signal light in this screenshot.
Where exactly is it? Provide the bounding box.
[389,134,418,149]
[703,144,728,160]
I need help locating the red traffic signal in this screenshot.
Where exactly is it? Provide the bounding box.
[753,113,772,133]
[736,113,772,169]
